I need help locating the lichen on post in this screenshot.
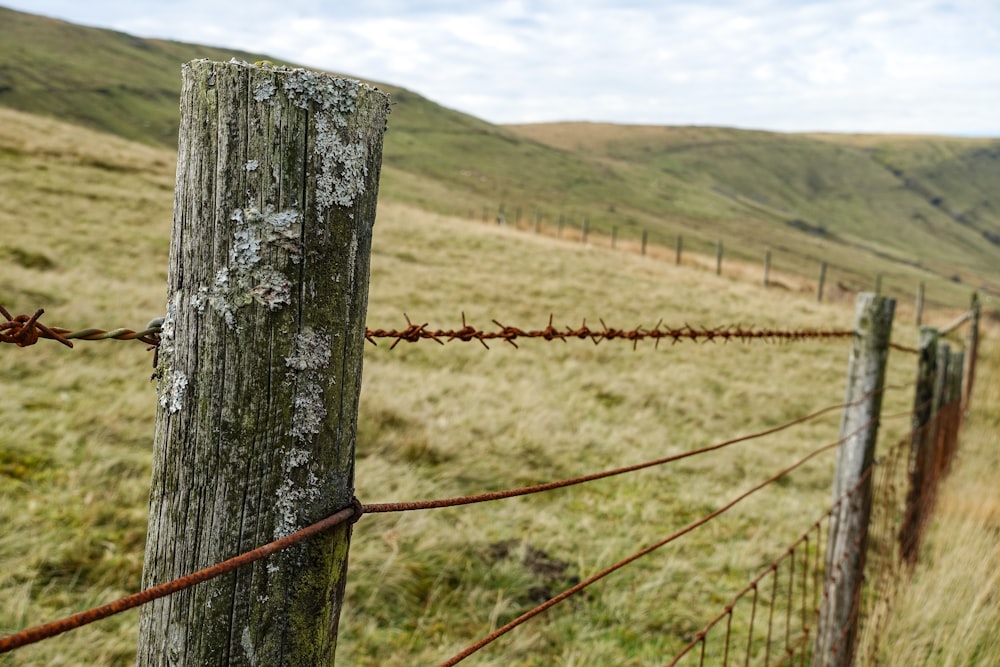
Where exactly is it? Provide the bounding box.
[137,59,389,666]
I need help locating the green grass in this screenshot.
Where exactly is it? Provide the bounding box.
[2,6,1000,315]
[4,107,995,665]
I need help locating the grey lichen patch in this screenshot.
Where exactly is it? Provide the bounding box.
[197,207,303,329]
[253,78,276,103]
[159,371,188,414]
[274,331,332,538]
[314,118,369,210]
[282,70,360,117]
[156,293,187,414]
[285,329,333,443]
[244,159,259,172]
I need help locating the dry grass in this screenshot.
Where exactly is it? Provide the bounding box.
[0,107,992,666]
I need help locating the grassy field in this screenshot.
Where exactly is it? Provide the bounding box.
[1,107,995,665]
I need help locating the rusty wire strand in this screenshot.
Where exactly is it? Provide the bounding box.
[363,388,890,514]
[2,306,919,354]
[0,502,361,654]
[365,313,861,350]
[437,422,874,667]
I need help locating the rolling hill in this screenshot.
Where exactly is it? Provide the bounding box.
[1,5,999,309]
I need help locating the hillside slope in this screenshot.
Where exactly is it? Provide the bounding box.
[2,5,998,308]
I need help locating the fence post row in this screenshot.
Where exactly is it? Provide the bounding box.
[136,60,389,665]
[813,293,895,667]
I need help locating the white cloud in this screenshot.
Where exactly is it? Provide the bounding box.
[4,0,999,135]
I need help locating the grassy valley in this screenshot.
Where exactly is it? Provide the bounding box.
[2,6,1000,311]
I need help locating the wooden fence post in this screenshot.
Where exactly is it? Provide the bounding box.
[818,261,828,302]
[641,229,648,256]
[964,291,981,415]
[813,293,896,667]
[675,235,683,265]
[900,326,939,565]
[136,60,389,665]
[582,217,589,243]
[716,240,723,275]
[943,349,964,471]
[915,282,925,326]
[763,248,771,288]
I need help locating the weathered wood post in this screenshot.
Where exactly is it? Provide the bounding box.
[582,217,589,243]
[715,240,723,275]
[964,291,981,415]
[675,235,683,265]
[763,248,772,288]
[813,293,895,667]
[817,261,828,302]
[641,229,648,256]
[900,326,939,566]
[137,60,389,666]
[915,282,925,326]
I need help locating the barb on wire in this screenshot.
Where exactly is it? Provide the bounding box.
[365,313,857,350]
[0,304,162,348]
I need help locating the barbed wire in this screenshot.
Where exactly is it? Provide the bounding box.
[365,313,857,349]
[0,306,920,354]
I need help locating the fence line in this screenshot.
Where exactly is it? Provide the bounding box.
[0,299,974,662]
[1,305,921,354]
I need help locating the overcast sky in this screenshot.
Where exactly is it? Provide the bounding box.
[6,1,999,136]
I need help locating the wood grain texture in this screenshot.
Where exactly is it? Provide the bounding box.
[137,59,389,666]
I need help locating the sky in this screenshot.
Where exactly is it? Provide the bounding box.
[5,1,999,136]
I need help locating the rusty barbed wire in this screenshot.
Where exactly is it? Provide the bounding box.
[2,307,920,353]
[365,313,861,349]
[0,305,161,348]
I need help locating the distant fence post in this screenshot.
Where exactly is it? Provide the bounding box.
[813,293,895,667]
[136,60,389,665]
[675,235,683,265]
[900,326,939,566]
[874,273,883,295]
[582,216,589,243]
[818,261,828,302]
[611,226,618,249]
[716,240,723,275]
[641,229,648,256]
[763,248,771,288]
[964,291,981,415]
[915,282,925,326]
